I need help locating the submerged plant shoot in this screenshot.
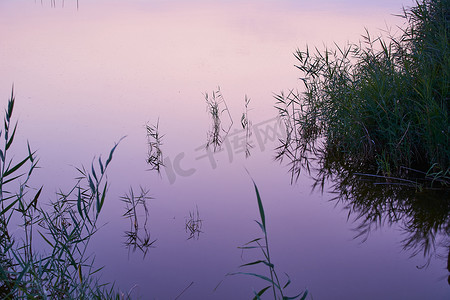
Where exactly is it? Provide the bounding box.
[276,0,449,187]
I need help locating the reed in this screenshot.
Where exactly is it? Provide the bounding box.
[205,86,233,151]
[0,87,127,299]
[185,205,202,240]
[121,187,156,258]
[146,120,164,174]
[276,0,449,186]
[241,95,253,158]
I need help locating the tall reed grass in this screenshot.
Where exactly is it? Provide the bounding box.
[0,88,126,299]
[229,180,308,300]
[276,0,449,185]
[121,187,156,258]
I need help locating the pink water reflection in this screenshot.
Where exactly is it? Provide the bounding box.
[2,1,448,299]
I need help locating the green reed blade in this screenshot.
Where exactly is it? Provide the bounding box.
[98,182,107,214]
[255,220,265,233]
[0,198,19,216]
[283,274,291,289]
[238,246,262,250]
[240,260,274,268]
[5,122,17,151]
[38,230,54,248]
[3,154,30,177]
[26,186,42,210]
[77,187,84,219]
[2,173,24,185]
[106,136,125,168]
[99,156,104,173]
[253,286,271,300]
[61,244,77,268]
[252,182,266,231]
[88,175,96,194]
[91,161,98,182]
[242,237,263,245]
[6,87,14,121]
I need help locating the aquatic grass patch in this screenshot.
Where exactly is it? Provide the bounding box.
[185,205,202,240]
[205,86,234,151]
[276,0,449,186]
[0,87,41,298]
[275,90,319,183]
[121,187,156,258]
[241,95,253,158]
[228,180,308,300]
[146,120,164,174]
[0,87,127,299]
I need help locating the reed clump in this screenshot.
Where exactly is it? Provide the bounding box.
[205,86,233,152]
[276,0,449,186]
[0,88,127,299]
[121,187,156,258]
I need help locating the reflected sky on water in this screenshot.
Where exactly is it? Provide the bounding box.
[1,1,449,299]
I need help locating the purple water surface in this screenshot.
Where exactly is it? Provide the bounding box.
[1,1,448,299]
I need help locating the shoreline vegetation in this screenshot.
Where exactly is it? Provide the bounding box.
[1,0,448,299]
[276,0,449,189]
[0,89,128,299]
[273,0,450,287]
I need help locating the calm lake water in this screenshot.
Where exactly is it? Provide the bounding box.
[1,0,449,299]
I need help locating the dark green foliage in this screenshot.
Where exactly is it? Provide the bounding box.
[313,152,450,277]
[121,187,156,257]
[0,87,126,299]
[241,95,253,158]
[276,0,449,184]
[185,205,203,240]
